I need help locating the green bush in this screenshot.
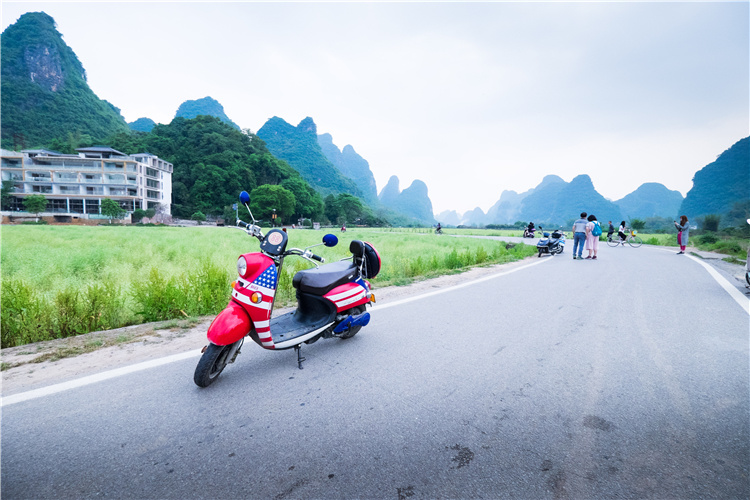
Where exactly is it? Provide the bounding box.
[699,233,719,245]
[1,279,53,347]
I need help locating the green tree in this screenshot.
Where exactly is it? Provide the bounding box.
[248,184,295,224]
[101,198,126,223]
[191,211,206,224]
[281,176,324,222]
[324,194,339,224]
[23,194,47,221]
[630,218,646,231]
[335,193,366,224]
[1,180,15,210]
[701,214,721,232]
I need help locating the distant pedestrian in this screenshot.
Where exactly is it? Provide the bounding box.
[584,214,599,259]
[572,212,588,260]
[607,221,615,240]
[674,215,689,254]
[618,221,627,244]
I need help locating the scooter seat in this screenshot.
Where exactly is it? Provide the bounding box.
[293,260,358,295]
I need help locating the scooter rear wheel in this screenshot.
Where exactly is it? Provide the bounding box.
[194,342,234,388]
[339,305,366,339]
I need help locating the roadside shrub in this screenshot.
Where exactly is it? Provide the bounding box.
[445,249,462,269]
[699,233,719,245]
[132,268,187,322]
[1,279,53,348]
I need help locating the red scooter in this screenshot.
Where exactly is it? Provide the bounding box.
[194,191,380,387]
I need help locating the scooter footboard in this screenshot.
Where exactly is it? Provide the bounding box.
[207,301,252,346]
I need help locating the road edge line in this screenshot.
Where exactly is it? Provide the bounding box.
[684,253,750,316]
[2,257,550,406]
[1,350,202,407]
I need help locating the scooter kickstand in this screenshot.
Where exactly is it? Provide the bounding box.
[294,344,305,369]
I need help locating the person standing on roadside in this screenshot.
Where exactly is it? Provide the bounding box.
[674,215,689,254]
[572,212,588,260]
[584,214,600,259]
[607,221,615,240]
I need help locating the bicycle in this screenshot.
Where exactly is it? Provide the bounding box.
[606,229,642,248]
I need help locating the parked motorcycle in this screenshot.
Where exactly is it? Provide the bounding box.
[194,191,381,387]
[536,228,565,257]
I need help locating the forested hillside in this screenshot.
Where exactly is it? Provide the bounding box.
[1,12,129,149]
[615,183,683,220]
[317,133,378,205]
[378,176,436,225]
[107,116,323,221]
[680,136,749,226]
[517,175,622,226]
[174,96,240,130]
[257,117,362,198]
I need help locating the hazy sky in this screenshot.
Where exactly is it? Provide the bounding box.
[2,1,748,215]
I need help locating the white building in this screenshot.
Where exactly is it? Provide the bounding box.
[0,146,173,217]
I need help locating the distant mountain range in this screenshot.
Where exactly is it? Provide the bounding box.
[440,175,687,228]
[257,116,362,198]
[317,133,378,206]
[2,11,747,227]
[378,176,436,225]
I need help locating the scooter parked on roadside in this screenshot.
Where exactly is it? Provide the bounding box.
[194,191,381,387]
[536,228,565,257]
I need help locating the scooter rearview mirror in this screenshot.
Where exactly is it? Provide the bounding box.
[323,234,338,247]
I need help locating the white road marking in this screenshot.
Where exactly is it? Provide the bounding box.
[684,253,750,316]
[2,350,202,407]
[2,258,550,406]
[11,249,748,406]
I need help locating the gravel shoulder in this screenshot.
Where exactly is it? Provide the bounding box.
[1,258,535,396]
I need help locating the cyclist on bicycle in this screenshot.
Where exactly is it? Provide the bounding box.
[617,221,627,244]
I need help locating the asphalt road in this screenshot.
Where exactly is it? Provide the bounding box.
[3,243,749,499]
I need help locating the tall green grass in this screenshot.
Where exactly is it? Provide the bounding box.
[1,225,536,347]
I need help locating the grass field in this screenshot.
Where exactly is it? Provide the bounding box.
[1,225,537,347]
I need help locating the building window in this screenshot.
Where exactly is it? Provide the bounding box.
[59,185,80,194]
[85,200,100,214]
[32,185,52,193]
[106,174,126,184]
[55,172,78,182]
[1,158,22,168]
[27,172,51,182]
[69,199,84,213]
[50,199,68,212]
[146,179,160,188]
[86,186,104,195]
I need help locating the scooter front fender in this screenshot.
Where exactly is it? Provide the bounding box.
[207,300,252,346]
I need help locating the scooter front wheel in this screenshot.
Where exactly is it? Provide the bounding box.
[194,342,235,388]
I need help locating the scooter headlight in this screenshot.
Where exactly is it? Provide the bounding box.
[237,256,248,278]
